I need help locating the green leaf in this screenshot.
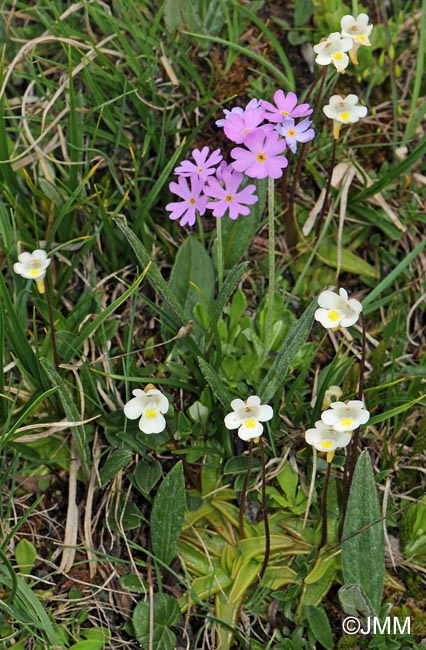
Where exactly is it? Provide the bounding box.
[99,448,133,486]
[14,539,37,576]
[259,300,316,404]
[317,243,378,278]
[338,584,375,619]
[133,593,181,650]
[114,218,185,323]
[197,356,232,408]
[0,273,45,387]
[342,451,384,615]
[168,236,215,321]
[222,179,267,269]
[40,358,91,481]
[214,262,249,318]
[306,606,334,650]
[133,458,163,495]
[151,462,185,565]
[68,641,103,650]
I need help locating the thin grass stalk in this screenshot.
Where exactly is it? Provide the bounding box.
[239,439,253,538]
[257,436,270,581]
[315,136,337,240]
[284,67,328,248]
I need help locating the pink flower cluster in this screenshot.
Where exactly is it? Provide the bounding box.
[166,91,315,227]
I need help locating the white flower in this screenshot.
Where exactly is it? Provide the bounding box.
[305,420,352,453]
[315,288,362,329]
[323,94,368,139]
[313,32,353,72]
[13,249,51,294]
[224,395,273,442]
[341,14,373,64]
[124,386,169,434]
[321,400,370,432]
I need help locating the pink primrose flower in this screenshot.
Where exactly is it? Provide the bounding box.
[276,117,315,153]
[174,146,223,180]
[261,90,313,123]
[230,129,288,179]
[166,174,207,227]
[204,164,258,220]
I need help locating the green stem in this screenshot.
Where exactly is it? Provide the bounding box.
[257,436,270,582]
[239,439,253,538]
[342,312,367,521]
[319,460,332,549]
[216,216,224,291]
[265,176,275,357]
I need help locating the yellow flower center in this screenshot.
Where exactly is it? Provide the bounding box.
[339,111,351,121]
[256,152,267,163]
[197,167,204,173]
[321,440,334,449]
[332,52,343,60]
[340,417,353,427]
[287,129,296,137]
[328,310,340,321]
[28,268,42,277]
[280,110,289,116]
[189,197,196,205]
[358,34,366,41]
[244,418,257,428]
[225,194,233,203]
[145,409,158,419]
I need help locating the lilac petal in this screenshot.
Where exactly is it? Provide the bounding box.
[166,201,190,220]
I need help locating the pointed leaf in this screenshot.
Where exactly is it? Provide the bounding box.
[259,300,316,403]
[342,451,384,615]
[151,462,185,565]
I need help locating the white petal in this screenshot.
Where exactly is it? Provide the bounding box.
[17,252,32,264]
[340,15,356,32]
[257,404,273,422]
[346,400,365,409]
[246,395,261,407]
[139,413,166,434]
[224,412,241,429]
[321,409,339,426]
[124,397,144,420]
[13,262,25,275]
[317,290,344,309]
[238,420,263,441]
[336,431,352,448]
[314,308,342,329]
[230,398,246,411]
[305,428,321,445]
[340,313,361,327]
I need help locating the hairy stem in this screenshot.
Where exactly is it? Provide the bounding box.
[239,439,253,538]
[257,437,270,582]
[216,215,224,291]
[264,176,276,359]
[320,460,332,548]
[342,312,367,521]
